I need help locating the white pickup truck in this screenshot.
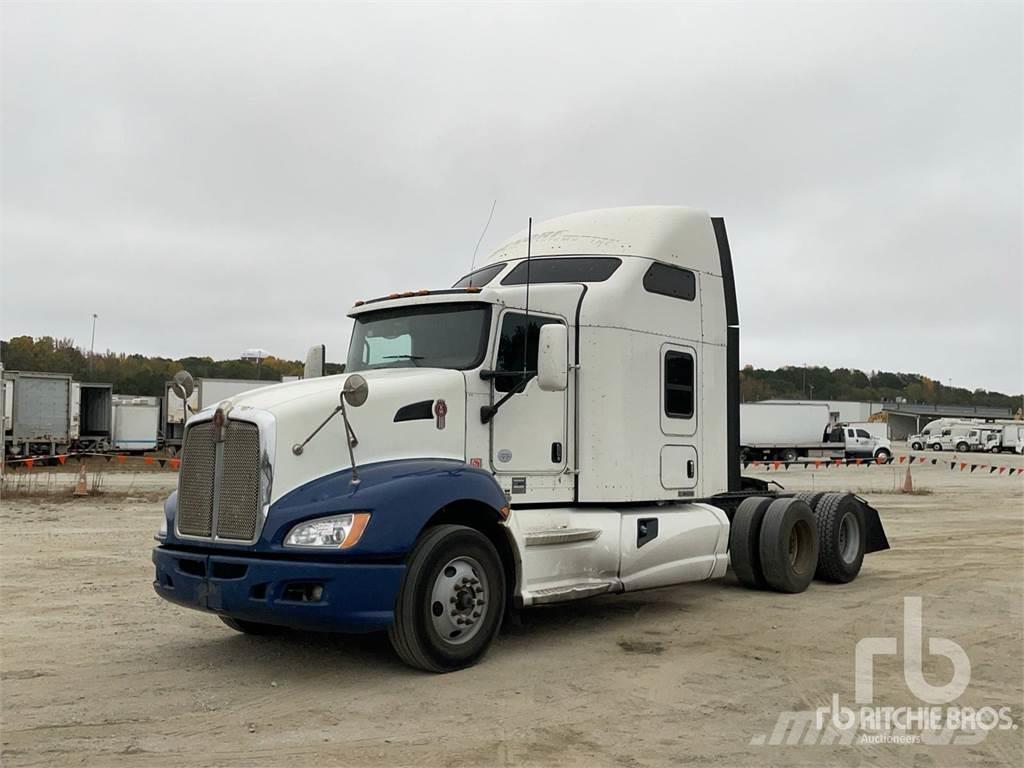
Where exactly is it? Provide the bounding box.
[152,206,890,672]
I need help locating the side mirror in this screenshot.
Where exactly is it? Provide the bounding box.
[304,344,325,379]
[536,324,568,392]
[171,370,195,400]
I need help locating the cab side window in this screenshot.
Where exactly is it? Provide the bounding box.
[494,313,561,392]
[856,429,871,439]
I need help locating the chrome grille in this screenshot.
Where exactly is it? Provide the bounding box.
[177,421,216,537]
[217,422,261,540]
[175,418,264,542]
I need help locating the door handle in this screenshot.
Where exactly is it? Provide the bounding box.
[687,459,695,479]
[551,442,563,463]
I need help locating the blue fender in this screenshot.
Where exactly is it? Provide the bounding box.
[162,459,508,558]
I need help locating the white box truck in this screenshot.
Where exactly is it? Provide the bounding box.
[153,206,890,672]
[740,404,892,462]
[991,423,1024,454]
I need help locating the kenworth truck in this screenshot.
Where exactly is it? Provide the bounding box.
[153,207,889,672]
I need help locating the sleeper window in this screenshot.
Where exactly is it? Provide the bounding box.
[664,351,695,419]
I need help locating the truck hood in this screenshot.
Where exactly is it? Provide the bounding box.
[191,368,468,504]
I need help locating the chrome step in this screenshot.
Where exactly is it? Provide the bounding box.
[530,582,614,605]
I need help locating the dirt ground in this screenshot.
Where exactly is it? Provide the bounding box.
[2,454,1022,767]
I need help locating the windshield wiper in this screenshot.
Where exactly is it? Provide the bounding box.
[382,355,424,360]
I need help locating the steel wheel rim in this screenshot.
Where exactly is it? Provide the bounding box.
[429,556,488,645]
[838,511,860,564]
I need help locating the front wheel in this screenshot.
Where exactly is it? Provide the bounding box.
[388,524,506,673]
[932,443,943,452]
[910,441,923,451]
[874,448,892,462]
[955,442,969,453]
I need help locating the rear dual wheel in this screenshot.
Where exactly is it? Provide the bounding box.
[812,493,866,583]
[730,497,818,593]
[732,493,870,590]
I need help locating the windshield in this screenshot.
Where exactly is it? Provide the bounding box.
[347,303,491,372]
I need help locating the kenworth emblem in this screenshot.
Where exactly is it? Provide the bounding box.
[434,399,448,430]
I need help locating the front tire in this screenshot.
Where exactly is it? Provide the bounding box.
[932,443,943,452]
[874,448,891,463]
[388,524,506,673]
[956,442,969,453]
[910,441,922,451]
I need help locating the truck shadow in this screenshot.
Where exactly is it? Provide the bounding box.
[155,580,735,679]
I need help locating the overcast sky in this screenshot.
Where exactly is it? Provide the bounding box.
[2,2,1021,393]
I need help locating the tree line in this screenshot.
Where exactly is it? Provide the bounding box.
[740,365,1021,411]
[2,335,1020,411]
[0,336,344,397]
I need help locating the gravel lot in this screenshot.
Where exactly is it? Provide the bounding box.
[2,454,1022,767]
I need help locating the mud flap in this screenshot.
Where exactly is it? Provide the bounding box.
[856,497,890,554]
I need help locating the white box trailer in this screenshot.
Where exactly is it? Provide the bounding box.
[741,402,831,445]
[73,382,114,451]
[162,378,269,449]
[3,371,75,456]
[1,368,10,433]
[113,395,161,452]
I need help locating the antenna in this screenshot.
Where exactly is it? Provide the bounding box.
[469,199,497,272]
[523,217,532,379]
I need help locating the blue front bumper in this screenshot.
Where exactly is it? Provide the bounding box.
[152,547,405,633]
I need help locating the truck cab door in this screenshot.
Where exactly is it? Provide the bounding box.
[488,309,573,503]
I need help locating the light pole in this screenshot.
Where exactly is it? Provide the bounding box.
[89,314,98,375]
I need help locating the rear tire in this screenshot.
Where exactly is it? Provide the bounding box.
[812,494,866,583]
[729,497,773,589]
[758,498,818,594]
[388,524,505,673]
[781,448,799,463]
[220,616,281,635]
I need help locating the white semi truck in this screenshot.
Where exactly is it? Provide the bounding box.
[152,207,890,672]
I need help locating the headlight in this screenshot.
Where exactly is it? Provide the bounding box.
[284,513,370,549]
[155,516,167,542]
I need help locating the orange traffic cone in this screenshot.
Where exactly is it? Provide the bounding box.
[902,465,913,494]
[73,463,88,496]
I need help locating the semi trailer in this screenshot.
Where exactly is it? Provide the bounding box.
[2,371,75,456]
[152,206,890,673]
